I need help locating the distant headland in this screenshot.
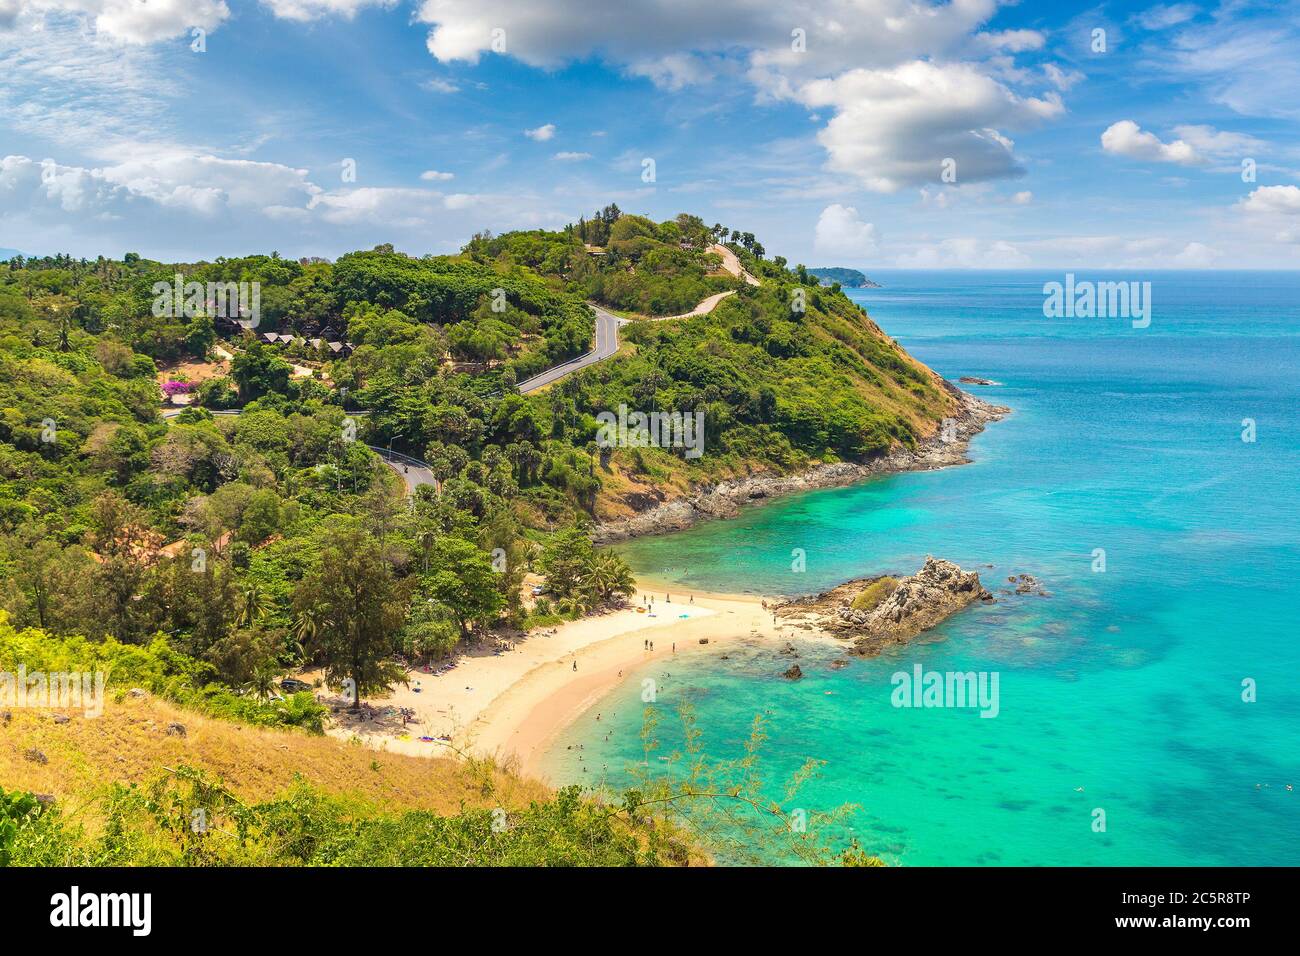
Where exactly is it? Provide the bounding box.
[808,267,880,289]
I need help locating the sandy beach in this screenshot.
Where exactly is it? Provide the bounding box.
[315,584,837,778]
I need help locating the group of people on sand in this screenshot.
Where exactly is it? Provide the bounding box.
[640,593,695,610]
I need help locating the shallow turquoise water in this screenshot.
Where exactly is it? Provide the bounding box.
[543,271,1300,865]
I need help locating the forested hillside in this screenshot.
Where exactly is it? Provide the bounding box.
[0,209,941,866]
[0,208,955,680]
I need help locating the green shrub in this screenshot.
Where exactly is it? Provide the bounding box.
[850,577,898,611]
[0,616,326,733]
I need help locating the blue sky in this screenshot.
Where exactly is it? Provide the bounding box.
[2,0,1299,268]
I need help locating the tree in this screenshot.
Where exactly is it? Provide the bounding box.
[86,491,157,642]
[236,583,273,628]
[538,525,594,599]
[588,550,636,603]
[238,488,282,544]
[291,605,321,648]
[143,551,238,658]
[425,536,504,639]
[293,524,411,710]
[231,344,292,402]
[244,659,281,703]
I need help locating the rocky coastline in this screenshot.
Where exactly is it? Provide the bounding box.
[773,557,994,655]
[593,387,1008,544]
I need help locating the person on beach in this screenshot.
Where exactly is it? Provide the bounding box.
[572,660,577,672]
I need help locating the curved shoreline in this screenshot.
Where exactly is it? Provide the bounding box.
[321,587,823,778]
[328,387,1008,780]
[593,388,1007,543]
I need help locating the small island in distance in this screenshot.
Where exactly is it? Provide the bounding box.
[808,267,881,289]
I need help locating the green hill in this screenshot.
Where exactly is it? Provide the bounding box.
[0,213,939,866]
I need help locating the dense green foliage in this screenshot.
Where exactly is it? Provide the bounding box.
[0,771,685,866]
[0,213,944,834]
[0,616,326,731]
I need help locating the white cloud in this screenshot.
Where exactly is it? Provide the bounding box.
[552,151,591,161]
[411,1,1068,193]
[1101,120,1199,164]
[524,123,556,141]
[7,0,229,44]
[422,77,461,93]
[1170,241,1217,266]
[1011,190,1033,204]
[1101,121,1266,167]
[1146,9,1300,119]
[1131,3,1198,31]
[417,0,1014,86]
[1024,235,1225,268]
[1043,63,1083,91]
[919,187,954,209]
[420,169,455,181]
[975,29,1045,53]
[260,0,395,22]
[0,148,575,258]
[800,61,1063,192]
[896,238,1030,268]
[626,52,719,90]
[1171,124,1264,158]
[813,204,878,258]
[0,12,186,152]
[1239,184,1300,216]
[0,151,320,218]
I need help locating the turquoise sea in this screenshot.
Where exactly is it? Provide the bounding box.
[542,271,1300,866]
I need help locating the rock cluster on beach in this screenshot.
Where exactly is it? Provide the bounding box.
[774,557,993,656]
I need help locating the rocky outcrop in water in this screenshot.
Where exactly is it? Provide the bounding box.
[848,558,991,652]
[774,557,992,656]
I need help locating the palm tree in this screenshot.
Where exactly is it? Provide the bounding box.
[415,529,437,572]
[244,660,280,703]
[556,593,594,617]
[588,551,636,603]
[290,606,321,657]
[236,584,272,628]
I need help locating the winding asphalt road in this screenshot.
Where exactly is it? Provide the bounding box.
[517,303,624,394]
[368,446,438,493]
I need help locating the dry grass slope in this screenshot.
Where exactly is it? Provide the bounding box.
[1,693,549,824]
